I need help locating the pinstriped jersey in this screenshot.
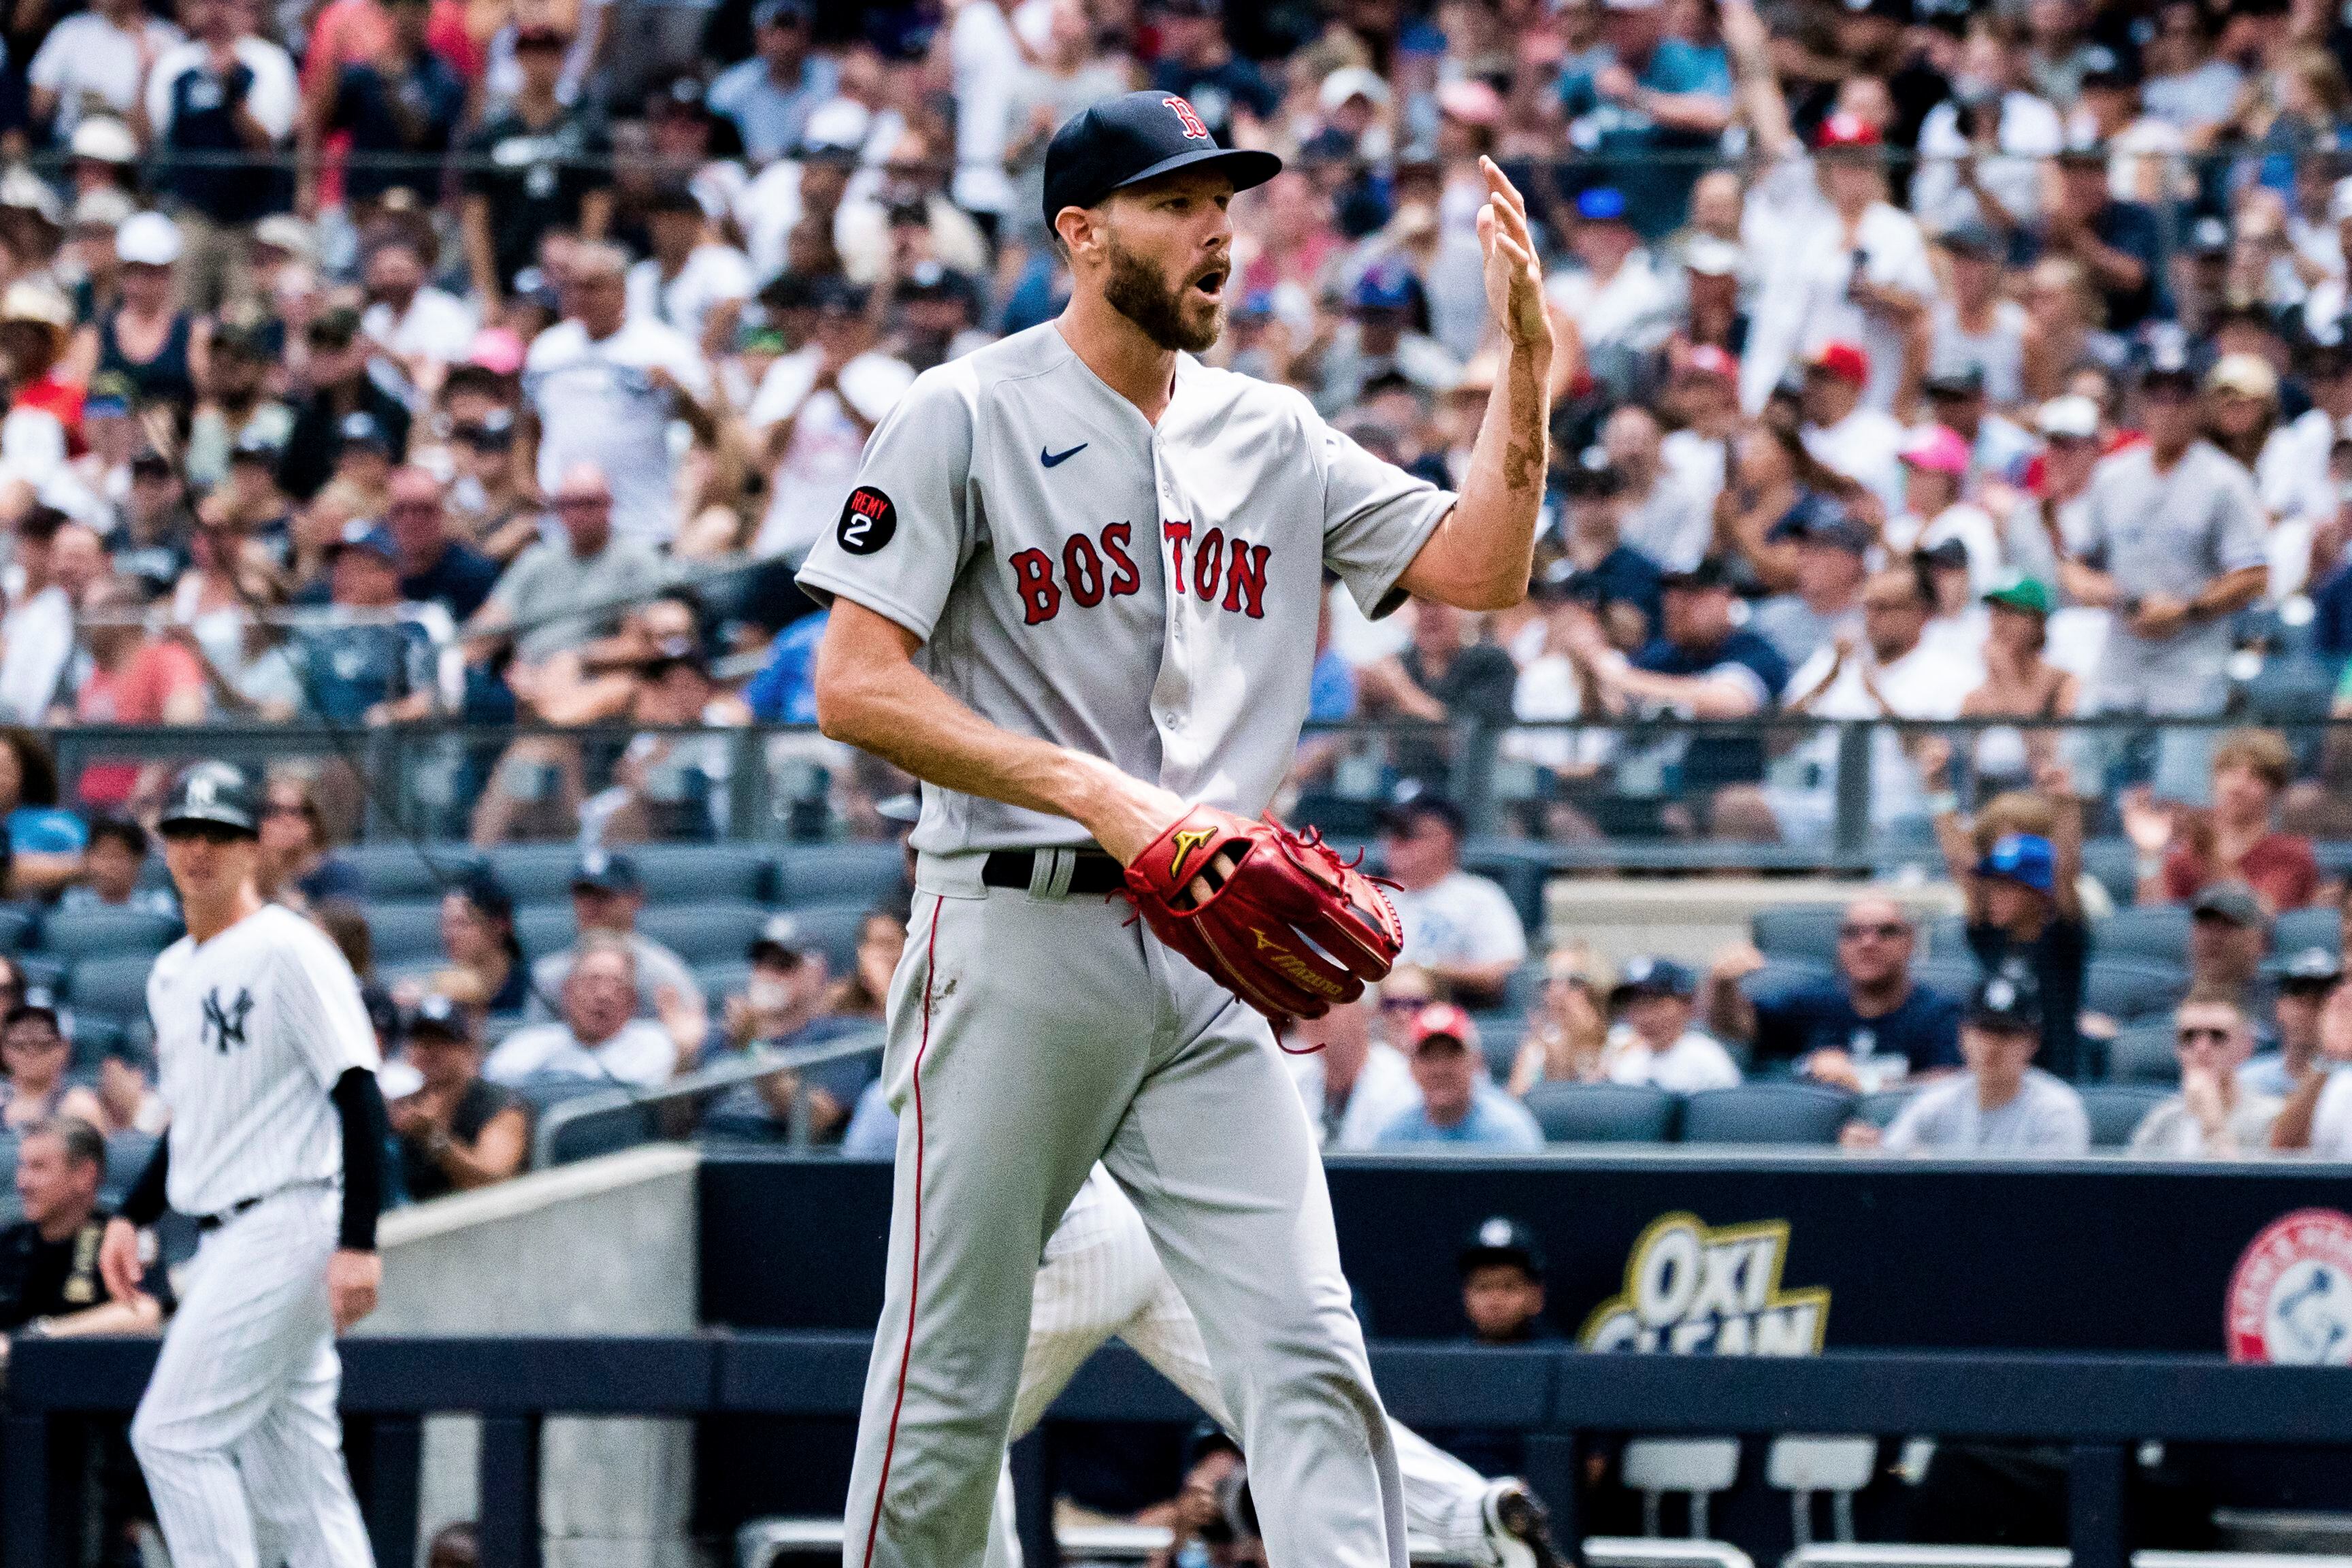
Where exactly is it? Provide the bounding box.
[794,322,1454,856]
[147,904,380,1218]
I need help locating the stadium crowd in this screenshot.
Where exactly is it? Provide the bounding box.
[0,0,2347,1186]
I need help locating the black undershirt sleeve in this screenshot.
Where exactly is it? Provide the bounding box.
[330,1068,388,1252]
[119,1134,169,1227]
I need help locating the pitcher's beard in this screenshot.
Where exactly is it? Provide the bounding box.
[1105,238,1225,353]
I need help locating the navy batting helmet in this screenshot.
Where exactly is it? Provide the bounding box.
[157,762,261,836]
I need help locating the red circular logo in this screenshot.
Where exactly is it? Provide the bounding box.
[2225,1208,2352,1364]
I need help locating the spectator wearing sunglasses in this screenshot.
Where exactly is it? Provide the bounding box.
[2127,994,2279,1159]
[1706,897,1961,1088]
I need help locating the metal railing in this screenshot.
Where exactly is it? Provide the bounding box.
[527,1026,884,1166]
[7,1337,2352,1568]
[44,708,2352,864]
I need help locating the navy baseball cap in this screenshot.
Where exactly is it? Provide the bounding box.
[1965,970,2042,1035]
[338,410,391,453]
[158,761,261,836]
[1041,91,1281,233]
[405,992,473,1041]
[1612,956,1697,1000]
[2280,946,2344,989]
[1977,832,2055,894]
[329,517,398,564]
[571,848,642,895]
[1459,1215,1547,1278]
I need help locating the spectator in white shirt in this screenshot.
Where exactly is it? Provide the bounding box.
[625,184,753,362]
[1375,796,1528,1009]
[2268,975,2352,1157]
[483,936,687,1088]
[1545,186,1673,398]
[1910,30,2065,234]
[1287,996,1422,1152]
[1800,339,1908,515]
[358,231,475,401]
[522,241,717,549]
[1847,972,2090,1154]
[1888,424,2003,591]
[946,0,1021,233]
[2128,994,2281,1158]
[745,276,915,564]
[0,509,74,725]
[1738,107,1934,416]
[1777,563,1983,843]
[1928,224,2030,410]
[28,0,180,144]
[1601,405,1711,572]
[1599,957,1742,1093]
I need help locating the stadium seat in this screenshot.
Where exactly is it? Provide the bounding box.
[1752,906,1847,964]
[772,843,905,909]
[2080,1083,2170,1148]
[1740,958,1838,1004]
[338,844,483,901]
[637,903,772,965]
[1680,1084,1856,1145]
[1523,1081,1678,1143]
[365,900,448,966]
[0,1134,19,1226]
[514,905,578,961]
[2078,839,2139,907]
[1767,1435,1878,1548]
[630,845,777,906]
[2084,958,2187,1023]
[2092,906,2192,967]
[1469,1012,1527,1081]
[1503,960,1548,1014]
[2274,907,2342,956]
[65,955,161,1024]
[0,904,34,953]
[1854,1089,1914,1128]
[2104,1022,2181,1085]
[39,907,182,959]
[1622,1436,1742,1539]
[487,844,596,904]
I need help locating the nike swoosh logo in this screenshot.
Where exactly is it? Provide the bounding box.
[1041,443,1088,468]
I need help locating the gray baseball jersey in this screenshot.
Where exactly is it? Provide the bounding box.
[794,322,1456,855]
[147,903,380,1218]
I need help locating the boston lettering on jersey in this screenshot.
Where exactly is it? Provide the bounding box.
[1008,521,1269,625]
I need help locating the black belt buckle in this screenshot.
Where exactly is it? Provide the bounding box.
[195,1193,267,1233]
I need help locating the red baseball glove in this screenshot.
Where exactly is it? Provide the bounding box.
[1122,804,1403,1024]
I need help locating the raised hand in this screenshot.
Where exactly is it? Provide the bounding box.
[1476,158,1550,353]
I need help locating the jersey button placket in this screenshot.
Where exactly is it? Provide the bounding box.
[1154,441,1188,736]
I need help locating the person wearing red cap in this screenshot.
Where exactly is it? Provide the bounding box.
[1799,339,1908,514]
[1725,0,1934,419]
[1372,1004,1542,1151]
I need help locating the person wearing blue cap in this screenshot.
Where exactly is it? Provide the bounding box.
[1313,258,1464,414]
[1550,186,1673,398]
[1925,781,2092,1079]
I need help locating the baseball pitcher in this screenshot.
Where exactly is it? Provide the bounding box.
[801,88,1551,1568]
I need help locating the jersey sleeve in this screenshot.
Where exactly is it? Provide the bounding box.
[272,926,382,1088]
[792,366,977,642]
[1318,416,1455,619]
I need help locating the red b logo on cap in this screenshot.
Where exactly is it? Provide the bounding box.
[1163,96,1209,140]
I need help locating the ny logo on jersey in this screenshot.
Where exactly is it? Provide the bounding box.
[201,987,255,1054]
[1162,97,1210,140]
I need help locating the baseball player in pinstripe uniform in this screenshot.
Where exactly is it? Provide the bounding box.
[983,1166,1561,1568]
[98,762,390,1568]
